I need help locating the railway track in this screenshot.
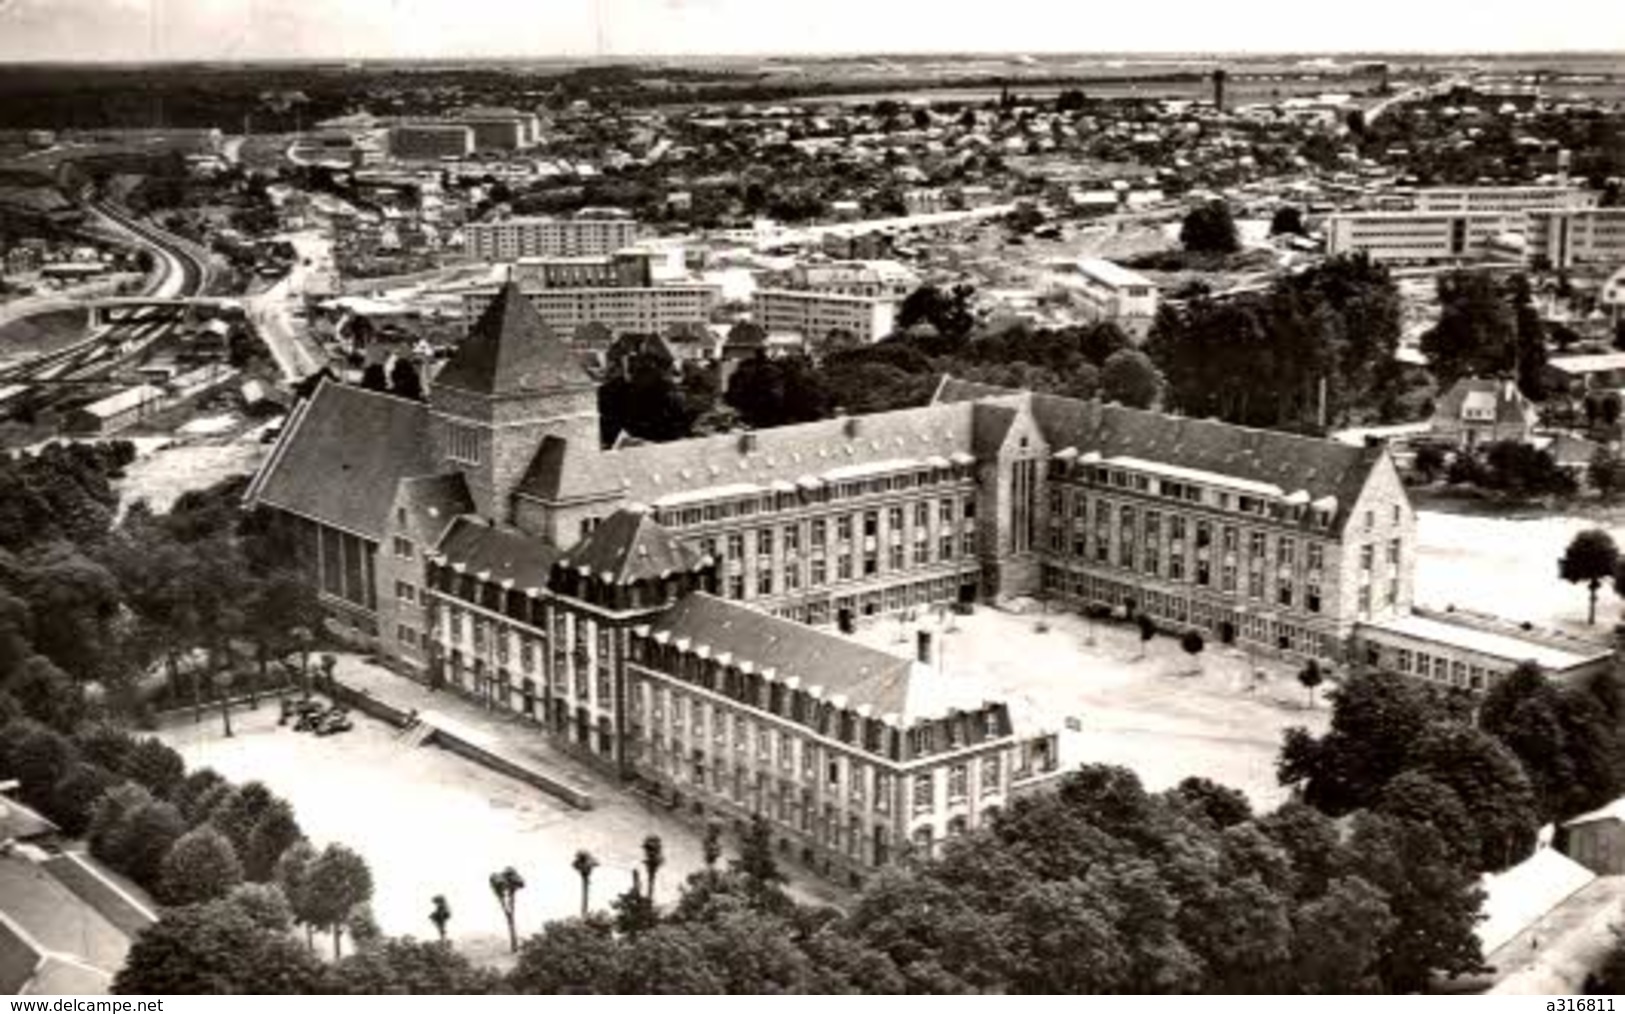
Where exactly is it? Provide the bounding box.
[0,203,216,411]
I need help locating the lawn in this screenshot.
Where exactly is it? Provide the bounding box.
[1413,507,1624,637]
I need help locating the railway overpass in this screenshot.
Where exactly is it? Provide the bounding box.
[85,296,244,327]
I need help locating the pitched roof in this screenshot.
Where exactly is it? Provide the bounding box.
[647,592,919,716]
[248,380,433,540]
[643,594,1013,724]
[396,473,474,543]
[515,400,980,507]
[434,281,594,398]
[435,516,564,591]
[936,377,1382,531]
[558,509,705,584]
[1432,376,1536,427]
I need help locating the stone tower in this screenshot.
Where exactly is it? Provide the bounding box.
[428,282,600,522]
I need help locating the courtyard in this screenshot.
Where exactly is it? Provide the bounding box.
[154,662,844,968]
[847,603,1329,810]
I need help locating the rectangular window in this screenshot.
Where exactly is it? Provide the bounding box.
[784,526,800,555]
[837,516,854,542]
[393,536,414,559]
[948,763,968,801]
[915,501,930,527]
[395,580,416,603]
[912,773,933,814]
[727,533,744,560]
[864,511,879,538]
[940,498,955,523]
[981,754,1001,796]
[445,421,481,464]
[811,558,828,586]
[811,519,828,548]
[757,528,774,556]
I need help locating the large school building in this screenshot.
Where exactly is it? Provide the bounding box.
[247,283,1443,875]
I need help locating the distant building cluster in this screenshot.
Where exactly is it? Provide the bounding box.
[1326,185,1625,266]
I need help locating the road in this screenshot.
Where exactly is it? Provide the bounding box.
[246,229,329,382]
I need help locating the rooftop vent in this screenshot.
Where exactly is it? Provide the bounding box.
[739,431,757,454]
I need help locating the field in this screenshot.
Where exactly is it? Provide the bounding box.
[1413,506,1625,636]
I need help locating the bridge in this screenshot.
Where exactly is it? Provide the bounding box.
[85,296,245,327]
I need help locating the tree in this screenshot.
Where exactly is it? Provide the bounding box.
[731,814,790,913]
[359,362,389,393]
[243,798,303,882]
[510,919,623,994]
[572,848,599,917]
[1419,271,1517,387]
[225,882,295,934]
[1591,445,1623,501]
[275,839,319,950]
[702,820,723,869]
[112,898,323,994]
[1298,659,1325,708]
[160,826,245,905]
[1171,776,1252,829]
[1408,723,1541,873]
[1276,668,1463,815]
[642,834,665,904]
[1414,444,1447,484]
[1345,811,1487,991]
[1100,349,1163,409]
[122,736,185,798]
[328,937,499,994]
[1180,629,1204,674]
[1560,528,1619,625]
[490,866,525,953]
[1135,612,1157,660]
[9,724,77,811]
[612,870,658,936]
[300,843,374,960]
[1180,200,1239,254]
[389,358,424,401]
[50,761,118,836]
[114,798,186,887]
[1270,206,1305,236]
[88,783,152,862]
[429,894,451,942]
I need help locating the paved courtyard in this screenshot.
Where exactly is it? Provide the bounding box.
[847,603,1330,810]
[156,660,845,967]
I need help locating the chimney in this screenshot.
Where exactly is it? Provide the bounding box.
[916,629,934,666]
[739,431,758,454]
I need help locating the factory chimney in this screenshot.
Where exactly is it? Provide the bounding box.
[1213,68,1228,112]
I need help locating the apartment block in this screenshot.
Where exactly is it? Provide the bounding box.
[465,215,642,261]
[752,288,898,345]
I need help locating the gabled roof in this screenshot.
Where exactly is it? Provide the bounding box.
[1432,376,1536,428]
[515,399,980,507]
[434,282,594,398]
[248,380,432,541]
[936,377,1382,532]
[558,509,704,585]
[395,473,474,543]
[647,592,918,715]
[435,516,563,592]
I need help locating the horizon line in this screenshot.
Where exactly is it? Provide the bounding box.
[2,47,1623,68]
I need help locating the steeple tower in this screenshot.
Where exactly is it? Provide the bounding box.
[428,282,599,521]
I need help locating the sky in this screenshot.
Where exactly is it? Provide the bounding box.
[0,0,1621,63]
